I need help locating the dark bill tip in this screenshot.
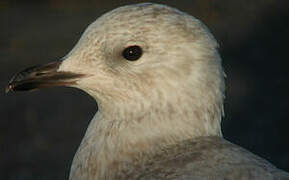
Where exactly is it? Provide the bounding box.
[6,81,51,93]
[6,61,85,93]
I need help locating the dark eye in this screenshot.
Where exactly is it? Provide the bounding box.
[122,45,142,61]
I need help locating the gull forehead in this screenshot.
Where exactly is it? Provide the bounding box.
[62,3,218,59]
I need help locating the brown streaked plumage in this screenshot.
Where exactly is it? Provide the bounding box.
[7,3,289,180]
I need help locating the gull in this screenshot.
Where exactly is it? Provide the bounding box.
[7,3,289,180]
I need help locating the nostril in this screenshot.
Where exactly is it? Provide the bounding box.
[35,72,46,76]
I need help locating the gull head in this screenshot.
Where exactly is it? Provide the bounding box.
[7,3,225,140]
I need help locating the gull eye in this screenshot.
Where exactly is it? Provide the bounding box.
[122,45,142,61]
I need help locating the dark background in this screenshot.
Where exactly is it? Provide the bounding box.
[1,0,289,179]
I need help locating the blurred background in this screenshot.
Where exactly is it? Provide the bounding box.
[1,0,289,179]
